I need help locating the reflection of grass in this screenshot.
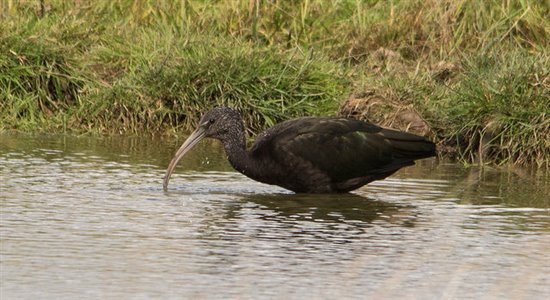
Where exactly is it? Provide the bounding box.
[406,163,549,209]
[1,0,548,167]
[457,167,550,209]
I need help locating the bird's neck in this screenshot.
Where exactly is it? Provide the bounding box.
[221,130,255,177]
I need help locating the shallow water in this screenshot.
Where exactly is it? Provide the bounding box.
[1,133,549,299]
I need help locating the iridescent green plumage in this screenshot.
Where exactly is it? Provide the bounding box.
[164,107,436,193]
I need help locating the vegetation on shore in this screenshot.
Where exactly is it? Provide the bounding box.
[1,0,549,168]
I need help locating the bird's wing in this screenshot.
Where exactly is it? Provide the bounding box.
[250,117,400,183]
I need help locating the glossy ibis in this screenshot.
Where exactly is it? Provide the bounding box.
[163,106,436,193]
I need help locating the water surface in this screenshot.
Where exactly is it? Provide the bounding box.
[1,133,549,299]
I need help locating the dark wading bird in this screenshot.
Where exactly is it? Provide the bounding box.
[163,107,436,193]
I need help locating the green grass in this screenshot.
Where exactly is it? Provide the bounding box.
[351,48,549,167]
[443,51,549,167]
[79,34,346,134]
[1,0,549,168]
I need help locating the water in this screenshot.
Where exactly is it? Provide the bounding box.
[1,133,549,299]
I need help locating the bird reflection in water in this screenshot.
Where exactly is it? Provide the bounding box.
[237,193,403,225]
[197,192,417,247]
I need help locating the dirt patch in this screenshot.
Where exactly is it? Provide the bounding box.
[338,90,433,137]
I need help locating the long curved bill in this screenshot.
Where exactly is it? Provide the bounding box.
[163,127,207,191]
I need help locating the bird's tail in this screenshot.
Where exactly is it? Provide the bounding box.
[381,129,437,160]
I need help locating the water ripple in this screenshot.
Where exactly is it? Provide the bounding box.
[1,134,549,300]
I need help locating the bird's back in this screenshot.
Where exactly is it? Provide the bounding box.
[249,116,436,193]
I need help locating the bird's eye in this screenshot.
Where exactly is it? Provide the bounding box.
[201,118,216,127]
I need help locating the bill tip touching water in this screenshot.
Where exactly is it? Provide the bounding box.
[163,106,436,193]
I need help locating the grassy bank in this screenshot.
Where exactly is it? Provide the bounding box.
[1,0,549,168]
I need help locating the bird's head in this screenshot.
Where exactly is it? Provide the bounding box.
[198,106,243,140]
[163,106,243,190]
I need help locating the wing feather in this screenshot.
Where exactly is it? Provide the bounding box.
[251,118,395,182]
